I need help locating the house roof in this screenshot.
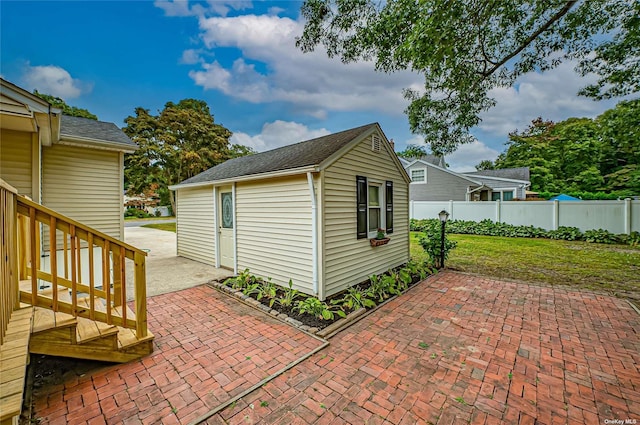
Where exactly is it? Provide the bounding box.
[60,115,137,151]
[404,158,483,186]
[465,167,530,182]
[178,123,380,186]
[401,154,445,168]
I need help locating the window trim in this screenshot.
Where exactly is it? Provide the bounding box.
[491,188,517,201]
[356,176,394,239]
[410,167,427,184]
[367,180,384,238]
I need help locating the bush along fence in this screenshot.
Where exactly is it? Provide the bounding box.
[410,199,639,234]
[215,260,435,333]
[411,218,640,246]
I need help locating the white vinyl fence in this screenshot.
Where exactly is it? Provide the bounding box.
[411,199,640,234]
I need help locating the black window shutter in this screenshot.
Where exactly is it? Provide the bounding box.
[385,180,393,234]
[356,176,367,239]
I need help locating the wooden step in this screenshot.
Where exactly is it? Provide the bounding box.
[0,306,34,425]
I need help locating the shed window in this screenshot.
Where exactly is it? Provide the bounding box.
[368,184,381,232]
[356,176,394,239]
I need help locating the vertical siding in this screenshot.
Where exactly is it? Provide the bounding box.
[0,130,32,199]
[323,133,409,298]
[407,163,472,201]
[42,144,122,241]
[176,186,216,265]
[236,176,314,295]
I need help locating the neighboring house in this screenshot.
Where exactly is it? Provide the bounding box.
[0,78,137,239]
[463,168,531,201]
[170,123,410,300]
[403,157,530,201]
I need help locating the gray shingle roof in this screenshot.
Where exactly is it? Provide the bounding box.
[465,167,530,182]
[179,123,378,185]
[60,115,136,149]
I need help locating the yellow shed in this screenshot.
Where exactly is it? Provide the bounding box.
[170,123,410,300]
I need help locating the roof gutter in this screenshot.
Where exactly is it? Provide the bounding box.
[169,165,318,190]
[57,135,138,153]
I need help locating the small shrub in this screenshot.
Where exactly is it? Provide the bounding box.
[155,209,162,217]
[419,225,457,268]
[256,278,278,306]
[331,287,376,311]
[619,231,640,247]
[583,229,619,244]
[274,279,301,308]
[548,226,583,241]
[294,297,345,320]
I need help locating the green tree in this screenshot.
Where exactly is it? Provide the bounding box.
[123,99,254,212]
[33,90,98,120]
[494,100,640,194]
[397,144,428,159]
[297,0,639,154]
[475,160,495,171]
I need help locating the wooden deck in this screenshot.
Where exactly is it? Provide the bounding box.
[1,180,154,423]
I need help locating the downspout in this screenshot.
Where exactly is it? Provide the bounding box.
[232,183,237,274]
[307,172,319,296]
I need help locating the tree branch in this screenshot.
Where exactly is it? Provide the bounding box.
[482,1,578,77]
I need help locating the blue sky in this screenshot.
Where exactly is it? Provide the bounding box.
[0,1,622,171]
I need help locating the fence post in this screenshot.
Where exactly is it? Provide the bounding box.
[449,200,454,219]
[625,198,631,235]
[552,200,559,230]
[495,200,501,223]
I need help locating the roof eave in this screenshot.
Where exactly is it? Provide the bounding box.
[169,165,318,190]
[58,134,138,153]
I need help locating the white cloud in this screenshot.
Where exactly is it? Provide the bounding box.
[479,60,619,136]
[180,49,202,64]
[22,64,90,99]
[155,0,252,17]
[190,14,421,117]
[230,120,330,152]
[446,140,500,172]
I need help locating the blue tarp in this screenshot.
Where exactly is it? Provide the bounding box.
[549,194,581,201]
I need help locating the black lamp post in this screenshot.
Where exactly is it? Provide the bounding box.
[438,210,449,268]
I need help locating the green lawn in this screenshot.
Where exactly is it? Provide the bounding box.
[141,222,176,232]
[411,232,640,299]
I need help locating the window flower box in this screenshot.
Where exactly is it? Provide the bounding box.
[370,237,390,247]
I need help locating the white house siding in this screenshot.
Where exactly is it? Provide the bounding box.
[176,186,216,265]
[407,163,473,201]
[323,134,409,298]
[0,130,32,199]
[236,176,314,295]
[42,144,122,249]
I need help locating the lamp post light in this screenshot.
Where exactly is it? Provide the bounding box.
[438,210,449,269]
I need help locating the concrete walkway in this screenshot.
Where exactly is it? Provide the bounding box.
[124,227,231,298]
[31,272,640,424]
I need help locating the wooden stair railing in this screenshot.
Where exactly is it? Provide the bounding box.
[15,195,149,339]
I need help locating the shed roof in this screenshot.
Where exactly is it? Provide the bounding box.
[179,123,379,185]
[60,115,137,150]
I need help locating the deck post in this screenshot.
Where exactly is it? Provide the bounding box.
[134,251,147,338]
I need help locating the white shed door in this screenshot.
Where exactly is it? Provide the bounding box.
[219,190,234,269]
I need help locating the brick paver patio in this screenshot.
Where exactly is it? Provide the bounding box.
[207,272,640,425]
[31,285,324,424]
[32,272,640,424]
